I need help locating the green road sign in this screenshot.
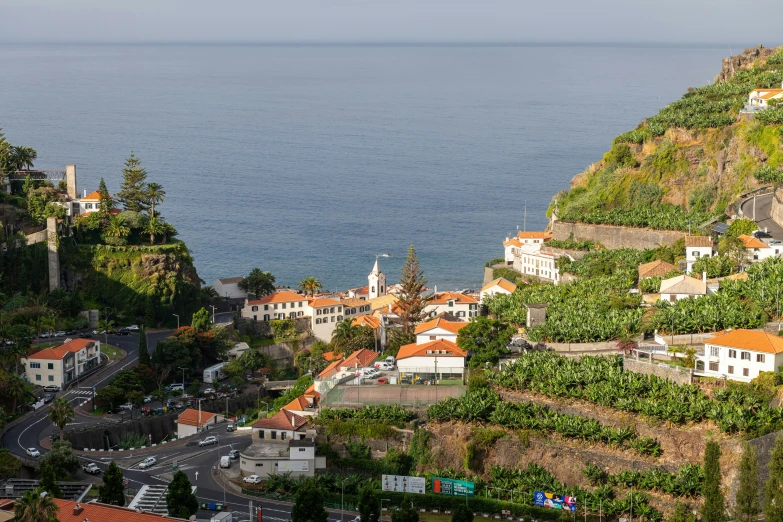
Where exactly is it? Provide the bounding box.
[433,477,474,497]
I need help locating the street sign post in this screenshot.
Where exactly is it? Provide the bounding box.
[433,477,475,497]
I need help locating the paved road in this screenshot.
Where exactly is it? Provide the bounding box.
[2,330,173,458]
[740,193,783,239]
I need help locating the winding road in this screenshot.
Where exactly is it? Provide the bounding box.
[740,193,783,239]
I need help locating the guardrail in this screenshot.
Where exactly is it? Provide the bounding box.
[735,185,776,215]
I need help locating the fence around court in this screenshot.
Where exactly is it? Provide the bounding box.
[319,382,466,408]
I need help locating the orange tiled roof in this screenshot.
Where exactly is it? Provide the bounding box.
[27,338,97,361]
[309,298,342,308]
[481,277,517,294]
[318,358,345,378]
[685,236,713,247]
[80,190,102,201]
[247,291,308,305]
[503,238,523,247]
[638,259,678,278]
[322,351,340,362]
[738,234,769,249]
[397,339,467,360]
[341,297,367,307]
[353,315,381,329]
[340,348,378,369]
[54,499,184,522]
[427,292,478,305]
[516,231,552,240]
[705,329,783,355]
[177,408,217,427]
[414,317,468,335]
[253,408,308,430]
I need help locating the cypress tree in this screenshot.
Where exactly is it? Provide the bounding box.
[98,461,125,506]
[166,471,198,518]
[138,325,151,367]
[765,435,783,522]
[396,245,428,336]
[735,443,760,522]
[702,440,725,522]
[117,153,149,212]
[39,462,62,499]
[290,482,328,522]
[98,177,114,213]
[358,485,381,522]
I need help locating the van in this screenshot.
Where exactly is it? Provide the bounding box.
[385,356,395,365]
[220,456,231,468]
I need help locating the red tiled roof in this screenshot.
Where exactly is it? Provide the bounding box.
[177,408,217,427]
[638,259,678,278]
[738,234,770,249]
[397,339,467,360]
[705,329,783,355]
[414,317,468,335]
[353,315,381,329]
[27,338,97,361]
[318,358,345,378]
[53,499,185,522]
[427,292,478,305]
[481,277,517,294]
[252,408,308,430]
[309,298,342,308]
[80,190,102,201]
[340,348,378,369]
[685,236,713,247]
[247,291,307,305]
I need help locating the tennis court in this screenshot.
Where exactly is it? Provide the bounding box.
[321,383,465,407]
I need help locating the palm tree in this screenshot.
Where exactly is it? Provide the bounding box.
[14,489,59,522]
[104,214,130,240]
[331,318,356,356]
[299,277,322,297]
[6,374,29,413]
[49,397,74,441]
[144,216,165,245]
[8,146,37,171]
[146,182,166,217]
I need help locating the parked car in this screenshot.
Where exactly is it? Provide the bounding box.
[229,449,240,460]
[64,330,75,336]
[226,424,234,432]
[107,407,123,414]
[245,374,253,381]
[54,331,66,337]
[374,362,394,371]
[204,388,215,395]
[82,463,101,474]
[26,448,40,458]
[138,457,156,469]
[384,356,396,365]
[127,325,140,332]
[119,403,133,410]
[39,332,50,338]
[43,394,54,404]
[43,385,60,393]
[118,328,130,336]
[377,377,389,385]
[220,456,231,468]
[92,329,105,335]
[199,436,218,446]
[243,474,262,484]
[143,395,153,403]
[79,332,91,338]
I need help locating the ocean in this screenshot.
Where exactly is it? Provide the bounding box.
[0,43,731,291]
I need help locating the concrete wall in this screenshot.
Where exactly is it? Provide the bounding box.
[623,358,693,385]
[772,188,783,229]
[749,429,783,505]
[66,164,77,200]
[237,317,311,338]
[66,413,178,450]
[47,217,60,291]
[552,221,684,250]
[543,340,618,353]
[25,228,48,245]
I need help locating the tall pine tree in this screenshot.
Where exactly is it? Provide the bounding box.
[396,245,428,336]
[765,435,783,522]
[138,325,151,367]
[117,153,148,212]
[166,471,198,518]
[735,443,760,522]
[358,485,380,522]
[291,482,328,522]
[97,177,114,214]
[98,461,125,506]
[702,440,726,522]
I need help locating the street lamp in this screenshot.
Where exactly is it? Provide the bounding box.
[173,314,179,329]
[209,305,216,324]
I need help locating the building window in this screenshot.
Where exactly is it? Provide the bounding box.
[271,431,276,440]
[299,302,303,308]
[709,346,720,357]
[694,251,700,258]
[263,314,270,321]
[757,354,766,363]
[430,335,436,340]
[253,315,257,321]
[330,307,335,313]
[709,362,719,372]
[30,362,41,369]
[259,430,264,439]
[299,448,306,452]
[315,318,321,325]
[448,300,454,307]
[743,368,750,377]
[741,352,750,361]
[48,375,54,382]
[36,375,41,381]
[274,304,278,310]
[298,312,303,317]
[337,315,343,321]
[282,303,286,309]
[281,432,287,440]
[728,366,734,374]
[252,306,258,312]
[331,316,336,323]
[380,286,384,293]
[728,349,736,358]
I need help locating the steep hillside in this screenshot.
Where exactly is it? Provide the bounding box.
[550,45,783,231]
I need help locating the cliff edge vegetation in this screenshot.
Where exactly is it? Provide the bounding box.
[550,45,783,231]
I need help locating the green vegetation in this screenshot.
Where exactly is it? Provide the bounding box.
[98,461,126,506]
[583,462,703,497]
[456,317,515,368]
[701,441,725,522]
[318,405,414,423]
[765,435,783,522]
[291,483,329,522]
[166,471,198,519]
[548,238,597,251]
[491,267,524,285]
[734,444,760,522]
[273,374,314,412]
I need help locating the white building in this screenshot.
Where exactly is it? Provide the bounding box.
[480,277,517,302]
[414,317,467,345]
[239,439,325,479]
[659,274,707,302]
[512,245,564,283]
[213,277,248,300]
[424,292,479,319]
[696,329,783,382]
[503,231,553,266]
[22,338,101,388]
[397,339,466,381]
[738,234,776,263]
[685,236,714,273]
[341,298,373,321]
[176,408,224,438]
[77,190,102,215]
[368,258,387,300]
[306,298,343,342]
[748,84,783,108]
[251,408,309,441]
[241,291,308,321]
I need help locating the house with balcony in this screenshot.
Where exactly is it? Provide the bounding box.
[414,317,467,344]
[424,292,479,319]
[241,291,309,321]
[695,329,783,382]
[397,339,467,381]
[21,338,101,388]
[503,231,553,266]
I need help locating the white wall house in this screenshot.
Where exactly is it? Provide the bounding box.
[397,339,466,380]
[176,408,224,438]
[512,245,563,283]
[213,277,248,300]
[503,231,553,266]
[251,409,309,442]
[239,439,325,479]
[659,274,707,302]
[696,329,783,382]
[241,291,308,321]
[480,277,517,302]
[738,234,776,263]
[306,298,343,342]
[414,317,467,345]
[342,298,372,321]
[684,236,714,274]
[77,190,102,215]
[748,85,783,108]
[22,338,101,388]
[424,292,479,319]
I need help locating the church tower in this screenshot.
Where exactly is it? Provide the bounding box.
[368,258,386,299]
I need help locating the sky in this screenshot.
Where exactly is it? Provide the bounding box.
[1,0,781,45]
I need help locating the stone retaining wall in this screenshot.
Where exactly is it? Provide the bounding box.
[748,429,783,505]
[623,358,693,385]
[552,221,684,250]
[772,188,783,229]
[543,340,618,353]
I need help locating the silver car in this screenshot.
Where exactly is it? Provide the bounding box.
[138,457,157,469]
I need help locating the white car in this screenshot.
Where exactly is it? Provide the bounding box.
[26,448,40,458]
[54,331,66,337]
[43,385,60,393]
[199,436,218,446]
[39,332,50,338]
[374,362,394,371]
[119,403,133,410]
[143,395,153,403]
[138,457,157,469]
[128,325,140,332]
[243,474,262,484]
[203,387,215,395]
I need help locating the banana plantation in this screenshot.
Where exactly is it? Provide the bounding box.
[491,352,783,437]
[582,463,704,498]
[318,404,413,423]
[427,389,662,456]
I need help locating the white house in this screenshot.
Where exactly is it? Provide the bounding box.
[659,273,707,302]
[239,439,325,479]
[684,236,714,274]
[306,298,343,342]
[77,190,102,215]
[251,408,309,441]
[176,408,224,438]
[512,244,563,283]
[213,277,248,300]
[480,277,517,302]
[503,231,553,266]
[696,329,783,382]
[424,292,479,319]
[22,338,101,388]
[748,84,783,108]
[414,317,467,345]
[241,291,309,321]
[397,339,466,381]
[738,234,776,263]
[341,298,373,321]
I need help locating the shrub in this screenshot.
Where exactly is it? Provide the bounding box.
[753,165,783,183]
[604,143,638,168]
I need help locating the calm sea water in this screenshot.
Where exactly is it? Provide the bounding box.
[0,44,730,291]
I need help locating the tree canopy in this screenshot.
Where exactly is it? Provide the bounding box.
[396,245,428,335]
[98,461,126,506]
[117,153,149,213]
[457,317,514,368]
[290,482,328,522]
[239,268,276,298]
[166,471,198,519]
